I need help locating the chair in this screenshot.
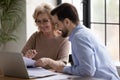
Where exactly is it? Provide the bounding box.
[116,66,120,76]
[69,54,73,65]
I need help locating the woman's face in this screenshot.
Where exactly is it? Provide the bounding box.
[35,13,52,33]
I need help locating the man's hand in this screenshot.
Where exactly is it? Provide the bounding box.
[24,49,38,59]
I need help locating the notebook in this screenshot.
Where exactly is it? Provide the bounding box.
[0,52,57,79]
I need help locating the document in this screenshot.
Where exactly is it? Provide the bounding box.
[23,57,36,67]
[27,67,57,78]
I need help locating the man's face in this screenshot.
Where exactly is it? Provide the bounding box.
[52,15,69,38]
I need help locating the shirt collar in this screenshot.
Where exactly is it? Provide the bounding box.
[69,24,84,41]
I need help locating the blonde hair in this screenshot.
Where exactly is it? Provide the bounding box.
[33,3,54,20]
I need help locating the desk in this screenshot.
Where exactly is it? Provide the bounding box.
[0,73,106,80]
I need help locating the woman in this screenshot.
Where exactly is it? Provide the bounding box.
[22,3,70,71]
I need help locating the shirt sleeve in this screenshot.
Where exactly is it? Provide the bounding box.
[57,38,70,64]
[63,35,96,77]
[21,32,37,55]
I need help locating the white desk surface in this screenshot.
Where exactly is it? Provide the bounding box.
[0,73,106,80]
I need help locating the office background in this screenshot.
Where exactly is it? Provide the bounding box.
[0,0,119,66]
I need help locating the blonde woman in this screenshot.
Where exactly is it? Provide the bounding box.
[22,3,70,70]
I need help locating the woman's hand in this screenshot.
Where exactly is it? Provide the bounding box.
[24,49,38,59]
[35,58,49,67]
[35,58,65,72]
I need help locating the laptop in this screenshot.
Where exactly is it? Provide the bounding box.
[0,52,57,79]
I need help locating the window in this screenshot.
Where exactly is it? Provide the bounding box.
[91,0,120,63]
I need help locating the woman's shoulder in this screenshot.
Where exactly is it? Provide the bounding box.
[56,36,69,43]
[31,31,42,36]
[29,31,42,39]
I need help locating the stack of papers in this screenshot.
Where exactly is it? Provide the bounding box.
[23,57,36,67]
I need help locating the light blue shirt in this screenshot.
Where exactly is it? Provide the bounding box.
[63,24,120,80]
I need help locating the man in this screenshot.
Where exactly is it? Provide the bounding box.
[51,3,120,80]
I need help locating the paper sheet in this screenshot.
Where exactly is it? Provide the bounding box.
[23,57,36,67]
[27,67,57,78]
